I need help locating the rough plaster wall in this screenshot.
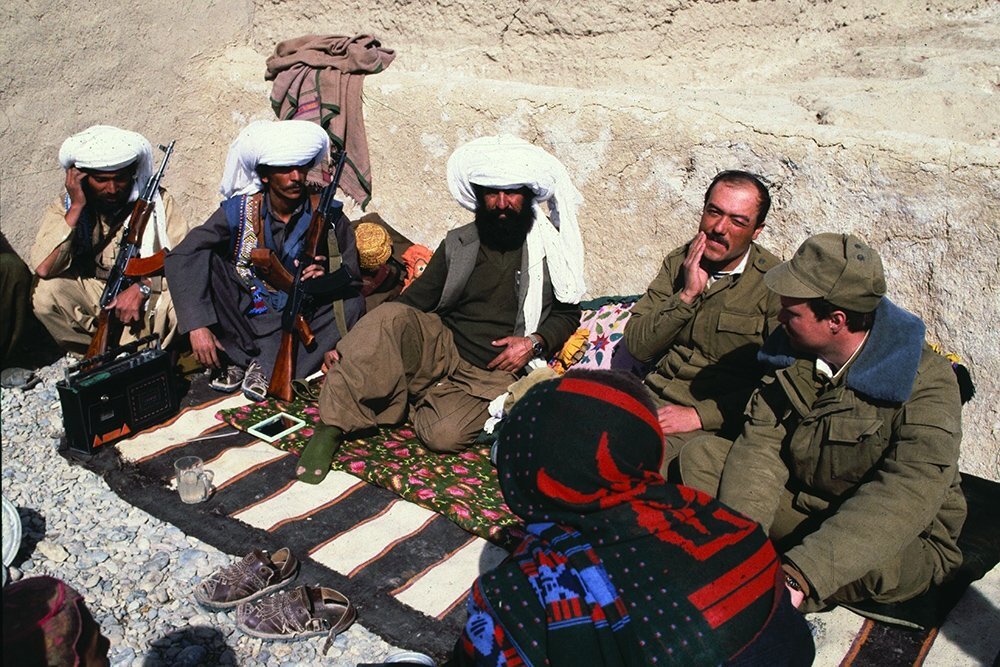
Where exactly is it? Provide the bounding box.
[0,0,996,479]
[0,0,256,250]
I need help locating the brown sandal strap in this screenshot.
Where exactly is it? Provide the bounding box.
[318,587,356,654]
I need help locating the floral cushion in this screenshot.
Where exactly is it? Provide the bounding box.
[571,296,640,370]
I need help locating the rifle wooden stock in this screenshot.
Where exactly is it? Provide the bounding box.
[123,248,166,277]
[266,330,296,403]
[85,309,123,359]
[294,314,315,347]
[250,248,295,292]
[265,316,313,403]
[124,200,152,244]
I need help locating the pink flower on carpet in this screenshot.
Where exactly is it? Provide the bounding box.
[407,476,425,486]
[303,406,319,415]
[461,477,482,486]
[451,465,469,474]
[453,506,471,519]
[393,448,411,458]
[481,509,502,520]
[416,488,436,500]
[299,428,314,438]
[397,429,416,439]
[385,440,400,448]
[459,451,478,461]
[385,462,401,470]
[446,486,468,497]
[414,467,432,478]
[348,461,366,474]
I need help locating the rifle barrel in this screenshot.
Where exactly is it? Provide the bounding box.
[142,140,175,201]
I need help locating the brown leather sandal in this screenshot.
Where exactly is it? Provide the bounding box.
[235,585,356,653]
[193,548,298,609]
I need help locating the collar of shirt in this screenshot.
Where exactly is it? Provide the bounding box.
[706,249,751,288]
[816,330,871,382]
[262,192,310,228]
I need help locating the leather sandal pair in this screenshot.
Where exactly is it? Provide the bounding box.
[195,547,356,652]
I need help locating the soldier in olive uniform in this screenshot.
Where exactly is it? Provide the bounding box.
[623,171,781,477]
[682,233,965,612]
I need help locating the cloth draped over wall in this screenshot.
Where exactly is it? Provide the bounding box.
[266,34,396,209]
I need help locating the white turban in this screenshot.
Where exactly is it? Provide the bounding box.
[447,134,586,338]
[58,125,153,203]
[219,120,330,199]
[58,125,169,257]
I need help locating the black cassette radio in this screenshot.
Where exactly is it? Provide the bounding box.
[57,335,179,454]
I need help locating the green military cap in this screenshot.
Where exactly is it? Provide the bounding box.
[765,233,886,312]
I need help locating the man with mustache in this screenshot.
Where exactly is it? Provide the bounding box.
[296,135,585,483]
[165,120,364,401]
[31,125,192,355]
[623,171,780,481]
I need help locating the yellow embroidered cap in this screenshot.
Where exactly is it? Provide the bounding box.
[355,222,393,270]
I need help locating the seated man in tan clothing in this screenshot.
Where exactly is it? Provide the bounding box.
[31,125,191,355]
[296,135,586,483]
[622,171,780,478]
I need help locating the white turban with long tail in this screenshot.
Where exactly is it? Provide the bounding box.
[219,120,330,199]
[58,125,167,256]
[447,134,586,338]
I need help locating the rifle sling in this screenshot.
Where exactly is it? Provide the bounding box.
[325,227,348,337]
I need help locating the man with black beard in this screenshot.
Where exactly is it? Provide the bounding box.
[297,135,585,483]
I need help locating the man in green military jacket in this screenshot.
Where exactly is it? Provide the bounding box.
[623,170,781,476]
[683,233,965,612]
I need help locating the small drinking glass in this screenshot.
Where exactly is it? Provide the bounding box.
[174,456,214,504]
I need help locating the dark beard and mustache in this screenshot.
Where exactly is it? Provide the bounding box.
[84,184,133,217]
[474,202,535,252]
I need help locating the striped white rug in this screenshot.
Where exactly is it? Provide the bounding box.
[112,398,1000,665]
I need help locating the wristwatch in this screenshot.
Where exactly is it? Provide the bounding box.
[137,282,152,298]
[529,334,545,357]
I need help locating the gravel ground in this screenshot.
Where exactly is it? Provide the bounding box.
[1,356,410,666]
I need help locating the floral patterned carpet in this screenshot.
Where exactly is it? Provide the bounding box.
[218,392,523,547]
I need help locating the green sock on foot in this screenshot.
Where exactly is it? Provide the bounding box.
[296,424,344,484]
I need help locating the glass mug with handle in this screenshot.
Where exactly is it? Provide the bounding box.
[174,456,214,504]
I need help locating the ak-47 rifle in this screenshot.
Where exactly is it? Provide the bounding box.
[253,148,353,402]
[85,141,176,359]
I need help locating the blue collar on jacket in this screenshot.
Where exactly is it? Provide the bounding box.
[758,298,925,403]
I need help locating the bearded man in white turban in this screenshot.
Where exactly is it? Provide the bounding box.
[164,120,365,401]
[31,125,193,354]
[295,134,586,484]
